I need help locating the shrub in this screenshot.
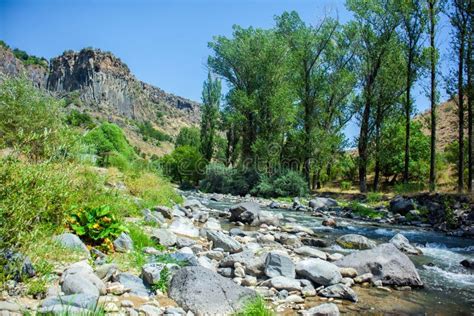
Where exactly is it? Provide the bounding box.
[84,122,137,167]
[394,182,425,194]
[251,169,307,198]
[200,163,259,196]
[349,202,382,219]
[366,192,383,203]
[340,181,352,191]
[235,296,274,316]
[175,127,200,148]
[0,78,76,161]
[66,110,95,128]
[68,205,128,252]
[12,48,48,68]
[137,121,171,144]
[160,145,206,186]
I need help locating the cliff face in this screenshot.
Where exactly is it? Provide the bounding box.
[0,45,199,141]
[46,48,200,130]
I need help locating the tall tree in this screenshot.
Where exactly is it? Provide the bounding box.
[200,71,221,161]
[467,0,473,192]
[449,0,470,192]
[275,12,339,187]
[428,0,441,192]
[398,0,427,184]
[346,0,401,192]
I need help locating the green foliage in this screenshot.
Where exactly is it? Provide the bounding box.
[160,145,206,186]
[68,205,127,251]
[12,48,48,68]
[349,202,382,219]
[26,278,47,298]
[84,122,137,168]
[65,110,95,129]
[252,170,308,198]
[64,91,83,106]
[137,121,172,144]
[175,127,201,148]
[200,72,221,160]
[200,163,260,196]
[340,181,352,191]
[394,182,425,194]
[0,77,77,162]
[366,192,383,203]
[150,266,171,293]
[235,296,274,316]
[0,40,9,49]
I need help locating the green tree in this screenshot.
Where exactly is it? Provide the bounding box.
[160,145,206,186]
[200,72,221,161]
[175,127,200,149]
[346,0,401,192]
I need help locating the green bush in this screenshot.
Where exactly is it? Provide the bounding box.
[349,202,382,219]
[340,181,352,191]
[12,48,48,68]
[0,78,76,161]
[175,127,200,148]
[84,122,137,168]
[137,121,172,144]
[66,110,95,129]
[394,182,425,194]
[200,163,259,196]
[366,192,383,203]
[160,145,206,186]
[235,296,274,316]
[69,205,128,252]
[251,169,308,198]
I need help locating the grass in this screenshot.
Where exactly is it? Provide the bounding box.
[150,266,171,293]
[235,296,274,316]
[349,201,383,219]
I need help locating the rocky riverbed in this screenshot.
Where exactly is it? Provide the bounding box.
[1,191,473,315]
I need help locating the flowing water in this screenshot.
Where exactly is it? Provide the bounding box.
[190,194,474,315]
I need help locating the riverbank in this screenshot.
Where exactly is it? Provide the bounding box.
[1,189,473,315]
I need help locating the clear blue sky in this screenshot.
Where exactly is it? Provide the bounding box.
[0,0,452,143]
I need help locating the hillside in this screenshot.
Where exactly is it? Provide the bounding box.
[415,97,468,152]
[0,43,200,156]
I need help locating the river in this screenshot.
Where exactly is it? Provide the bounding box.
[188,193,474,315]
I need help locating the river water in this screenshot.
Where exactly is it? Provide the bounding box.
[189,193,474,315]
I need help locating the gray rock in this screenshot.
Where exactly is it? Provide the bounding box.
[220,250,266,276]
[318,283,358,302]
[302,238,328,248]
[229,228,246,237]
[95,263,118,280]
[115,273,150,297]
[0,301,21,312]
[38,305,92,314]
[53,233,89,254]
[206,230,242,253]
[169,217,200,238]
[295,258,342,286]
[389,196,415,215]
[151,228,177,247]
[264,252,295,278]
[183,199,203,210]
[229,202,261,224]
[169,266,256,315]
[142,262,180,285]
[203,217,222,231]
[41,293,98,310]
[143,209,166,225]
[295,246,327,260]
[1,249,36,281]
[154,206,173,219]
[218,267,234,278]
[302,303,340,316]
[335,243,423,287]
[261,276,301,291]
[170,252,200,266]
[309,198,338,210]
[61,261,105,296]
[389,233,422,255]
[139,304,163,316]
[461,259,474,269]
[176,236,197,248]
[113,232,134,252]
[336,234,376,250]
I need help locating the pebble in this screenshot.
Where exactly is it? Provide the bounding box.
[121,300,134,307]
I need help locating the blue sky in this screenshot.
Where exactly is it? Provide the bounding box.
[0,0,452,143]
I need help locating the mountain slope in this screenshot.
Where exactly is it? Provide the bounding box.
[0,43,200,156]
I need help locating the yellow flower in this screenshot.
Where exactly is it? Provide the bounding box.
[92,223,100,229]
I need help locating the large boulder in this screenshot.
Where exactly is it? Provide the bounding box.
[169,266,256,315]
[230,201,281,226]
[150,228,177,247]
[53,233,89,255]
[389,196,415,215]
[264,252,295,278]
[261,276,301,291]
[389,233,422,255]
[40,293,98,312]
[295,258,342,286]
[336,234,376,250]
[115,273,150,297]
[206,231,242,253]
[334,243,423,287]
[169,217,200,238]
[220,250,265,276]
[309,198,338,210]
[61,261,105,297]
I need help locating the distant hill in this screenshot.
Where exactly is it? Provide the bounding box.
[415,97,468,152]
[0,42,200,156]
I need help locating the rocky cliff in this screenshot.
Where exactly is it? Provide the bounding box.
[0,44,200,155]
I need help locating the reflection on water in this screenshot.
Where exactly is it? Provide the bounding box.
[193,194,474,314]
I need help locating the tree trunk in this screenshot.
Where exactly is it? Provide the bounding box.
[358,98,371,193]
[374,104,382,192]
[458,34,466,193]
[467,27,473,193]
[404,54,413,184]
[429,0,437,192]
